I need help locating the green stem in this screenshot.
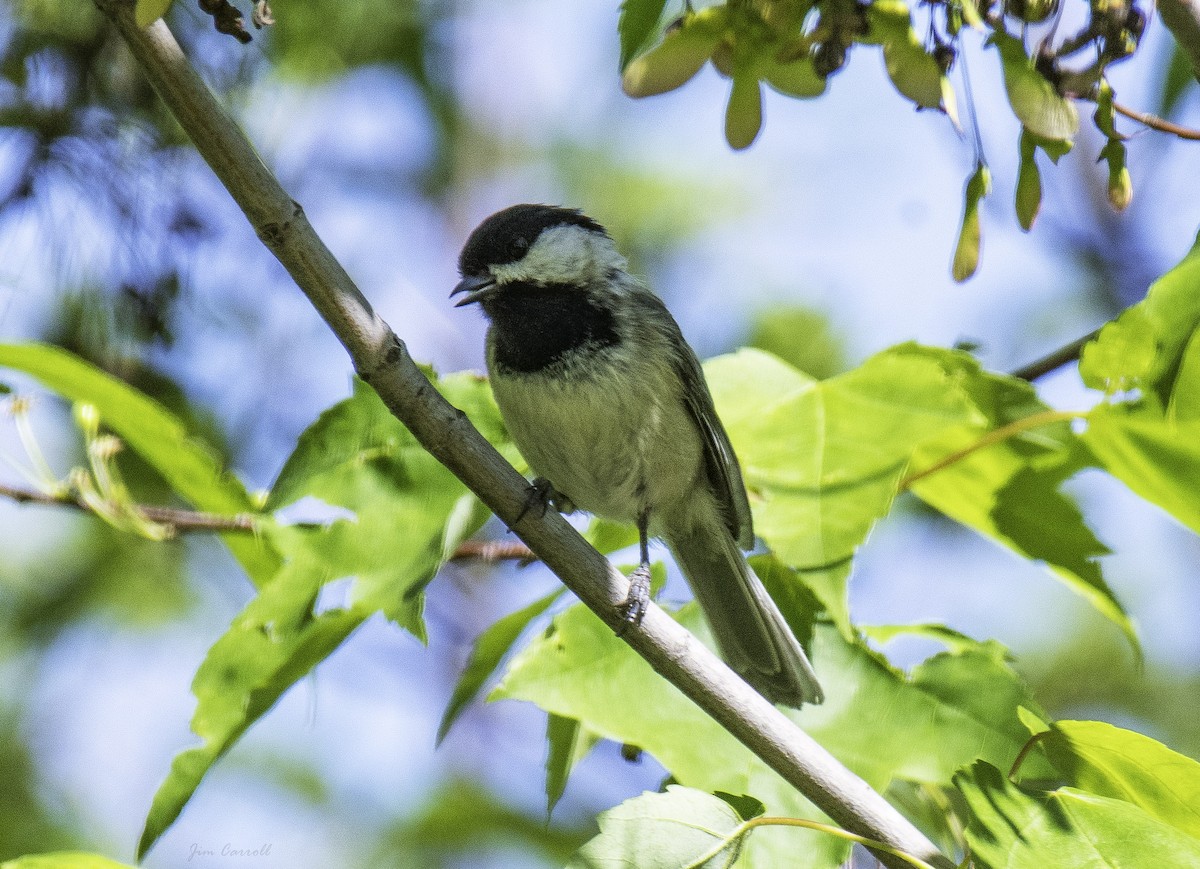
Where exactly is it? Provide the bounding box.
[900,410,1082,490]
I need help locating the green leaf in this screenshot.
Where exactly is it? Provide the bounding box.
[545,714,601,816]
[141,372,506,854]
[436,587,564,746]
[725,70,763,150]
[368,777,589,864]
[952,161,990,282]
[622,7,727,97]
[618,0,669,71]
[1168,330,1200,421]
[902,350,1133,648]
[0,342,277,583]
[956,760,1200,869]
[865,1,946,109]
[1016,129,1042,231]
[863,622,1014,660]
[714,791,767,821]
[0,855,137,869]
[267,377,494,629]
[1043,720,1200,838]
[568,786,746,869]
[1158,44,1197,118]
[1078,230,1200,403]
[990,31,1079,141]
[705,347,984,637]
[497,604,1044,867]
[134,0,172,26]
[138,553,366,858]
[1084,404,1200,535]
[1079,309,1159,396]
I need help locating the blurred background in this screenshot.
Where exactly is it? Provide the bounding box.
[1,0,1198,865]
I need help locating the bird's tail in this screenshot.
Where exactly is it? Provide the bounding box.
[665,512,823,707]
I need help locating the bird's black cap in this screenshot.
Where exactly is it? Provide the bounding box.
[457,204,609,276]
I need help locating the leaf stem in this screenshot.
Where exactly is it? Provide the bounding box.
[682,816,942,869]
[900,410,1082,490]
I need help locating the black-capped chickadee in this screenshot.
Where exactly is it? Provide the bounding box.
[452,204,823,707]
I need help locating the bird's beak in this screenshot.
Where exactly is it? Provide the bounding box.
[451,274,498,307]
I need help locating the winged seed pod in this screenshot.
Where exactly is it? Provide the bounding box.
[622,7,729,98]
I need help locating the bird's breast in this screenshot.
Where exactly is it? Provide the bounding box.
[489,353,704,526]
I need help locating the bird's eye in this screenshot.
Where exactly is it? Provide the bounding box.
[508,236,530,258]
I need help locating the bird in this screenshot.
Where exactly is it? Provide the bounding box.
[451,203,823,707]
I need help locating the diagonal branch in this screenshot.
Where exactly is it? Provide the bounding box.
[93,3,953,867]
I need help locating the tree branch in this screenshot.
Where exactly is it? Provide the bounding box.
[1010,327,1100,381]
[93,4,953,867]
[0,480,256,533]
[1113,101,1200,140]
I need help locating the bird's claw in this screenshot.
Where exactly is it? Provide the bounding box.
[616,564,652,635]
[514,478,576,529]
[515,478,555,526]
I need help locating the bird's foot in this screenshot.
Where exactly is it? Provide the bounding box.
[514,477,573,526]
[616,564,652,635]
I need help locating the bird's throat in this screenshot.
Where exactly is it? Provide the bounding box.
[485,282,620,374]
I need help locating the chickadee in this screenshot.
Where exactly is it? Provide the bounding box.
[452,204,823,707]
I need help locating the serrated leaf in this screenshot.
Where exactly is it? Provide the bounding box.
[952,162,990,282]
[991,31,1079,141]
[0,342,277,583]
[1016,129,1042,231]
[0,855,137,869]
[267,377,496,628]
[437,586,564,746]
[1078,231,1200,403]
[134,0,172,26]
[497,604,1045,867]
[725,71,762,150]
[1043,720,1200,838]
[1080,309,1159,396]
[618,0,669,71]
[903,350,1134,649]
[138,552,366,858]
[956,760,1200,869]
[1084,404,1200,535]
[568,786,746,869]
[706,346,985,638]
[622,7,726,97]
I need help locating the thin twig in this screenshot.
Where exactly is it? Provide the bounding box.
[1009,328,1100,382]
[0,480,257,533]
[451,539,537,562]
[93,5,954,867]
[1112,101,1200,140]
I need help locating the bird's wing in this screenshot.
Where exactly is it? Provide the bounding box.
[637,293,754,549]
